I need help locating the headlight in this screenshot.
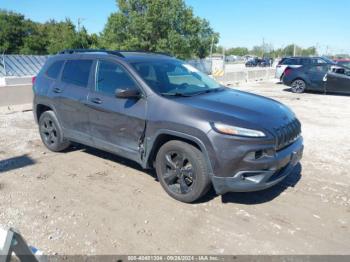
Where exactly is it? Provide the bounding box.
[212,123,266,137]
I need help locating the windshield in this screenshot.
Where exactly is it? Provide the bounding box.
[321,57,335,64]
[338,61,350,69]
[131,60,221,96]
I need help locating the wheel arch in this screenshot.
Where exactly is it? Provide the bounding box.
[35,104,53,123]
[144,130,214,176]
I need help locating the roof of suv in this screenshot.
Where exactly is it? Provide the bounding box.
[282,56,323,60]
[58,49,175,62]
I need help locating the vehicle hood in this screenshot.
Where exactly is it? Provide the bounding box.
[175,88,296,132]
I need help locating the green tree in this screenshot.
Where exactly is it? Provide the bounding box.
[100,0,219,59]
[250,45,264,57]
[44,19,79,54]
[226,47,249,56]
[0,10,27,53]
[20,22,48,54]
[0,10,98,55]
[301,46,317,56]
[213,45,224,54]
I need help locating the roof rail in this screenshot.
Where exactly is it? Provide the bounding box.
[59,49,125,58]
[58,49,173,58]
[119,50,173,57]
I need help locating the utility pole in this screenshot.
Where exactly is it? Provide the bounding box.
[315,43,320,56]
[77,18,86,48]
[262,37,265,58]
[293,44,295,56]
[209,36,214,61]
[77,17,85,32]
[222,46,226,77]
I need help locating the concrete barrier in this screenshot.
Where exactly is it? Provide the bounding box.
[0,85,33,106]
[0,76,33,87]
[216,68,275,85]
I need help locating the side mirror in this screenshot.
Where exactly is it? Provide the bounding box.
[115,88,141,99]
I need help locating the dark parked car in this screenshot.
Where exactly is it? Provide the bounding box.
[275,56,335,80]
[259,58,272,67]
[334,59,350,69]
[245,58,270,67]
[282,63,350,94]
[245,58,258,67]
[33,49,303,203]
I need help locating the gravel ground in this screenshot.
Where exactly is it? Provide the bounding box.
[0,81,349,255]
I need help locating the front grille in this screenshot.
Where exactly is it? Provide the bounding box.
[274,118,301,150]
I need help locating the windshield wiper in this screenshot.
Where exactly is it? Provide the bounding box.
[160,92,193,97]
[187,87,226,96]
[161,87,226,98]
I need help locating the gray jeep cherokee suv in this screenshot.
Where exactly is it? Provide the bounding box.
[33,49,303,203]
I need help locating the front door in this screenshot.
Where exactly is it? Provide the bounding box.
[86,59,147,162]
[307,64,329,91]
[326,69,350,94]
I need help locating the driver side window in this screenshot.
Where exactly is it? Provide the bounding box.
[309,65,329,73]
[96,60,137,96]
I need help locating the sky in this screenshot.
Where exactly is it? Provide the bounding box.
[1,0,349,54]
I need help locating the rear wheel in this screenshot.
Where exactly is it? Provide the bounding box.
[155,141,211,203]
[39,111,70,152]
[291,79,306,93]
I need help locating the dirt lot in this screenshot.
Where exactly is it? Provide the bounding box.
[0,81,349,255]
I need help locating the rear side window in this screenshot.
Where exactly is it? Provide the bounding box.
[316,58,326,64]
[311,58,326,65]
[62,60,93,87]
[300,58,311,65]
[282,58,296,65]
[46,60,64,79]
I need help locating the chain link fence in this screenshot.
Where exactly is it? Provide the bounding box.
[0,55,49,77]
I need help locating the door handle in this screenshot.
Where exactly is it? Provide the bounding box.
[90,97,102,104]
[53,87,62,93]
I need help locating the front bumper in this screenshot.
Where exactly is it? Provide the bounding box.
[211,137,303,195]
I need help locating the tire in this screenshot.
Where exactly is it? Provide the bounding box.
[38,110,70,152]
[291,79,306,93]
[155,140,211,203]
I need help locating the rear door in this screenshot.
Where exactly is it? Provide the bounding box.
[326,68,350,94]
[54,59,93,142]
[86,59,147,162]
[307,64,329,91]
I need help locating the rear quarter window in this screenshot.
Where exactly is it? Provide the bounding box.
[61,60,93,87]
[46,60,64,79]
[282,58,300,65]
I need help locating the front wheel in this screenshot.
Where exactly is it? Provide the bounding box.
[291,79,306,93]
[155,141,211,203]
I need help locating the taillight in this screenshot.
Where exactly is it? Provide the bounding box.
[32,76,36,85]
[284,68,292,76]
